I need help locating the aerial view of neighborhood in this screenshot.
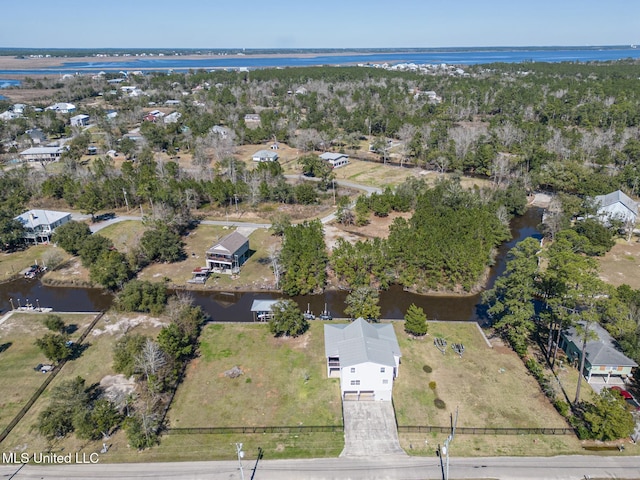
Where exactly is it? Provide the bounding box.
[1,3,640,480]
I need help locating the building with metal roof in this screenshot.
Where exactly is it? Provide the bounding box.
[14,209,71,244]
[560,321,637,383]
[594,189,638,226]
[324,318,401,401]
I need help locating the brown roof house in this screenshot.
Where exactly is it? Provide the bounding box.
[205,231,250,274]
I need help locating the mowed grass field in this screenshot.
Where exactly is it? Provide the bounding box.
[0,312,98,433]
[164,321,343,460]
[597,238,640,290]
[392,321,586,456]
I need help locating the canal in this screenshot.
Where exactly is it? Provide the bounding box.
[0,208,542,323]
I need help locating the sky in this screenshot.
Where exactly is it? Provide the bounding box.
[1,0,638,49]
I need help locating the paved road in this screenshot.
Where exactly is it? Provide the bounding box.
[1,455,638,479]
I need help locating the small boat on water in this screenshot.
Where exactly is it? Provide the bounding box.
[303,303,315,320]
[319,303,333,321]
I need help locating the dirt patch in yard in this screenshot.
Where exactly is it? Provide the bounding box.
[597,239,640,290]
[326,211,412,251]
[91,313,169,337]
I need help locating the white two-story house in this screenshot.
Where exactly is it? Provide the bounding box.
[324,318,401,401]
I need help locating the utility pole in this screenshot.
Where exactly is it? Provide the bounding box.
[437,406,458,480]
[123,188,129,212]
[235,443,245,480]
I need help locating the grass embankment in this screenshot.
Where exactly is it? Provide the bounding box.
[0,245,70,284]
[393,321,586,457]
[0,312,99,433]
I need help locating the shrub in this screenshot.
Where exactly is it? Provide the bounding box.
[434,398,446,409]
[428,381,437,391]
[422,365,433,373]
[554,399,570,417]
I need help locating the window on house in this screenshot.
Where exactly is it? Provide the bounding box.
[380,367,385,373]
[350,380,360,386]
[382,379,389,384]
[350,367,355,373]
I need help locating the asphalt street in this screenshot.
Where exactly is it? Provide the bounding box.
[1,455,639,480]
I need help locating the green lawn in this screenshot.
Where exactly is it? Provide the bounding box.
[0,312,98,433]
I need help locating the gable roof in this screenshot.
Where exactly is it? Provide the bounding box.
[564,322,638,368]
[14,209,71,228]
[324,318,401,368]
[207,231,248,256]
[594,190,638,217]
[319,152,349,161]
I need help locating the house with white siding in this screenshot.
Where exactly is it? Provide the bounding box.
[252,149,279,162]
[320,152,349,169]
[324,318,401,401]
[593,190,638,227]
[205,231,250,274]
[14,209,71,244]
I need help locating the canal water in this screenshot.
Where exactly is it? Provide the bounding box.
[0,208,542,322]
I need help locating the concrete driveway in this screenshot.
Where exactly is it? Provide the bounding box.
[341,401,406,457]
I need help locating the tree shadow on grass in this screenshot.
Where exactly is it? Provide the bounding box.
[0,342,12,354]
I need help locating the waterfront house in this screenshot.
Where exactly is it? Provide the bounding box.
[14,209,72,244]
[205,231,250,274]
[560,321,638,383]
[320,152,349,169]
[252,150,279,162]
[593,190,638,227]
[324,318,401,401]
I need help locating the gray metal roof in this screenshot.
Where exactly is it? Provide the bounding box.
[324,318,401,368]
[320,152,349,161]
[206,231,248,256]
[14,209,71,228]
[594,190,638,218]
[250,299,279,312]
[564,322,638,368]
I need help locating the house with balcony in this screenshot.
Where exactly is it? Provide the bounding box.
[324,318,402,401]
[14,209,71,244]
[205,231,250,274]
[19,146,66,163]
[560,321,638,383]
[320,152,349,169]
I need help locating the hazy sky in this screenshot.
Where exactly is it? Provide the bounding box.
[2,0,638,49]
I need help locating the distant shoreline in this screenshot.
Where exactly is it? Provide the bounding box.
[0,52,387,70]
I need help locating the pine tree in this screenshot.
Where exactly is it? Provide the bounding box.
[404,304,428,336]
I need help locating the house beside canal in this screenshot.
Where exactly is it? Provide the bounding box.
[560,321,638,383]
[14,209,72,244]
[205,231,249,274]
[324,318,401,401]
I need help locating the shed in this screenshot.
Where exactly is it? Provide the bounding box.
[250,299,280,321]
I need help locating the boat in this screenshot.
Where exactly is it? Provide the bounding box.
[319,303,333,321]
[303,303,315,320]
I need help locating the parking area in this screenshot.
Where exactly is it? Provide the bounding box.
[341,401,406,457]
